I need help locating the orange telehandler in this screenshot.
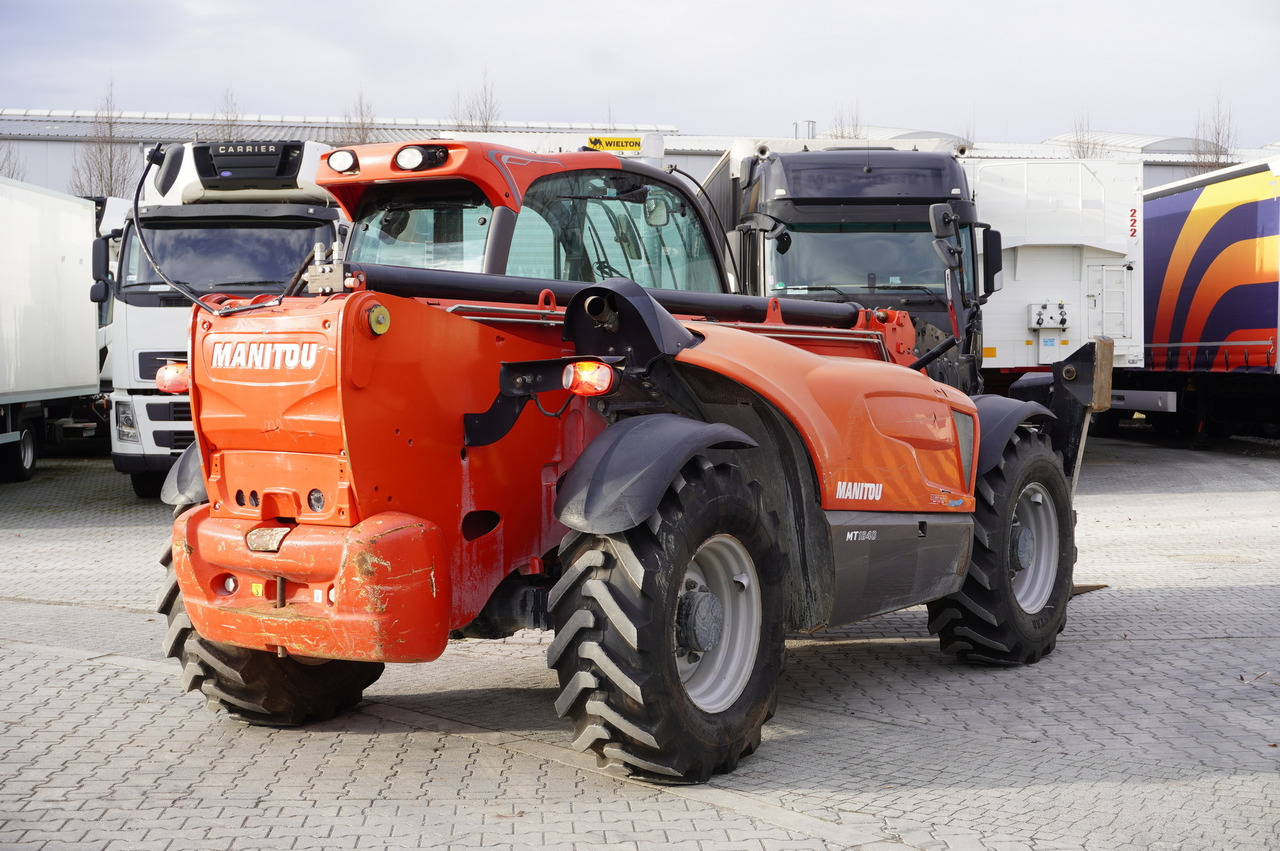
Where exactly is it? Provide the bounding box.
[154,139,1108,782]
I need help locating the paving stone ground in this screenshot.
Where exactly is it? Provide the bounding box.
[1,428,1277,850]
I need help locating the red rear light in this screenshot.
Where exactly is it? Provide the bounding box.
[156,362,190,394]
[562,361,615,396]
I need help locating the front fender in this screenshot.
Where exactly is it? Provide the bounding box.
[972,395,1055,476]
[160,442,207,507]
[554,413,756,534]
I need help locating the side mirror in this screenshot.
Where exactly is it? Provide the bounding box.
[736,212,786,240]
[982,227,1003,296]
[933,238,961,270]
[929,203,957,239]
[89,279,109,304]
[91,235,112,284]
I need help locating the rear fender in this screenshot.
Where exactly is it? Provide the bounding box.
[554,413,756,534]
[972,395,1055,476]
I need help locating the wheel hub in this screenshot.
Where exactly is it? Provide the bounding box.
[676,588,724,654]
[1010,525,1035,574]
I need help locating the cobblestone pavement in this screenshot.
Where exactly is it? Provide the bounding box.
[0,430,1277,850]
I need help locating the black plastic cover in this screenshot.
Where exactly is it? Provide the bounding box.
[554,413,756,533]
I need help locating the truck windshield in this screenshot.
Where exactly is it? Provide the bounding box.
[121,219,332,293]
[766,223,974,300]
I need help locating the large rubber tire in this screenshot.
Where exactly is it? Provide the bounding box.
[547,457,786,783]
[156,545,384,726]
[0,425,38,482]
[928,427,1074,665]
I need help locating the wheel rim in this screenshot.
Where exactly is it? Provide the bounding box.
[18,430,35,471]
[1011,482,1059,613]
[674,534,762,713]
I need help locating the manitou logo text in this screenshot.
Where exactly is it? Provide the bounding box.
[211,341,318,371]
[837,481,883,500]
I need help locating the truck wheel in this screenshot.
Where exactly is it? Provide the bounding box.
[156,555,384,725]
[131,472,165,499]
[0,425,38,482]
[547,457,785,783]
[928,427,1074,665]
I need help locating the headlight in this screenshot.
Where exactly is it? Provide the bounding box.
[116,400,140,443]
[393,145,448,171]
[327,149,358,174]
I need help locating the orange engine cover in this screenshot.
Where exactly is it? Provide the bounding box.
[173,291,593,661]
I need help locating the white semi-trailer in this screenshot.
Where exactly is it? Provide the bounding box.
[0,176,100,481]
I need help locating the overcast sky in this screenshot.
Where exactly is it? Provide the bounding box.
[3,0,1278,147]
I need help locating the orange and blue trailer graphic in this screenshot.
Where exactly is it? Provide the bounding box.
[1144,162,1280,374]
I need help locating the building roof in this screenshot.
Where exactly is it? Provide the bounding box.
[0,108,677,145]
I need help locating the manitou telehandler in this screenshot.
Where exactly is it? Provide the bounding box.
[154,139,1109,782]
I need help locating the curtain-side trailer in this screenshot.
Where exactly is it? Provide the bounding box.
[1107,158,1280,443]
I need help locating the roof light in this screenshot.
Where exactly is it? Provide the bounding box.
[562,361,616,397]
[394,145,449,171]
[327,149,358,173]
[155,362,190,394]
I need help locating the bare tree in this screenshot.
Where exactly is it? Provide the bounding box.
[828,101,864,140]
[1189,92,1239,176]
[68,79,135,198]
[1067,110,1105,158]
[339,88,378,146]
[210,85,243,140]
[452,69,502,132]
[0,140,26,181]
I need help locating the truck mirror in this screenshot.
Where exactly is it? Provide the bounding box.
[91,235,112,286]
[982,228,1003,295]
[89,279,109,304]
[929,203,957,239]
[933,238,961,270]
[736,212,786,240]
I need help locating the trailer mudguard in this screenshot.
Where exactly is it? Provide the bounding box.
[971,394,1055,476]
[554,413,756,534]
[160,442,207,508]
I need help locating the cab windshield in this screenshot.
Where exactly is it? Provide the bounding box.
[120,219,331,293]
[766,222,975,300]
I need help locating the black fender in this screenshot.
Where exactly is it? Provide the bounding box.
[554,413,756,534]
[971,394,1055,476]
[160,442,207,508]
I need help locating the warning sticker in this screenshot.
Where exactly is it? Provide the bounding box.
[587,136,643,152]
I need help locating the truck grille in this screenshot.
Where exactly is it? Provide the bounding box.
[156,430,195,450]
[137,351,187,381]
[146,401,192,422]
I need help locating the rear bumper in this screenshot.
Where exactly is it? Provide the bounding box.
[172,506,450,663]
